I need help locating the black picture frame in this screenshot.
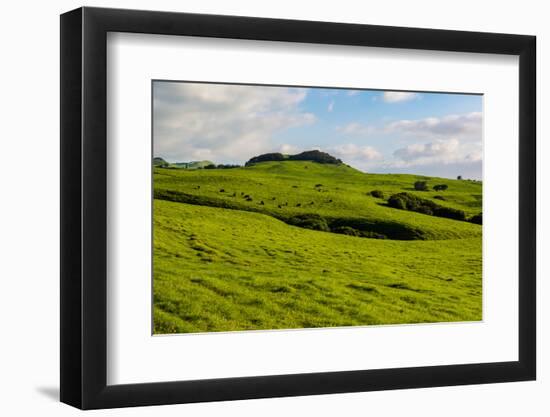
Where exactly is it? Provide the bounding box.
[60,6,536,410]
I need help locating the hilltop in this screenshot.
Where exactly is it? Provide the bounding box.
[245,150,342,166]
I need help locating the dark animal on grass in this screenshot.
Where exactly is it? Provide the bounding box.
[296,203,301,207]
[433,184,448,191]
[219,189,225,193]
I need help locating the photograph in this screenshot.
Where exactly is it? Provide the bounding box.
[152,81,483,334]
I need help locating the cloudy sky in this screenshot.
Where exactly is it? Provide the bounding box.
[153,81,483,179]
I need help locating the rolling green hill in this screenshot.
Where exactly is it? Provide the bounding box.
[153,159,482,333]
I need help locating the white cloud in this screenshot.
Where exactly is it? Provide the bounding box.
[392,138,481,167]
[387,138,482,179]
[393,139,460,163]
[327,143,383,171]
[382,92,419,103]
[328,101,335,112]
[386,112,482,140]
[337,122,376,136]
[330,143,382,161]
[153,82,315,163]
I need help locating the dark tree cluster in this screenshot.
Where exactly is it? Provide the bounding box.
[369,190,385,199]
[433,184,449,191]
[245,152,286,166]
[287,150,342,164]
[388,192,467,221]
[245,150,342,166]
[414,181,429,191]
[204,163,241,169]
[289,214,330,232]
[469,213,482,225]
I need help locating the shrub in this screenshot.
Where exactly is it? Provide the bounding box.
[332,226,361,236]
[457,175,462,180]
[433,184,448,191]
[388,192,466,221]
[289,214,330,232]
[204,164,217,169]
[369,190,385,199]
[414,181,429,191]
[387,194,408,210]
[216,164,241,169]
[359,231,387,239]
[416,206,433,215]
[433,206,466,221]
[433,195,446,201]
[469,213,482,224]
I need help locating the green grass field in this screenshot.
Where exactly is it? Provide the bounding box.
[153,160,482,333]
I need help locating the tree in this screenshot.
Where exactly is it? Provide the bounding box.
[369,190,385,199]
[433,184,448,191]
[414,181,429,191]
[469,213,482,225]
[457,175,462,180]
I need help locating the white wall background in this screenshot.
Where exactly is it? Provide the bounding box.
[0,0,545,415]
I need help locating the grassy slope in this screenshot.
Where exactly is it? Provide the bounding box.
[153,161,482,333]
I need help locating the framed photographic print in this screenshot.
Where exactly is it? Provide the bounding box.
[60,7,536,409]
